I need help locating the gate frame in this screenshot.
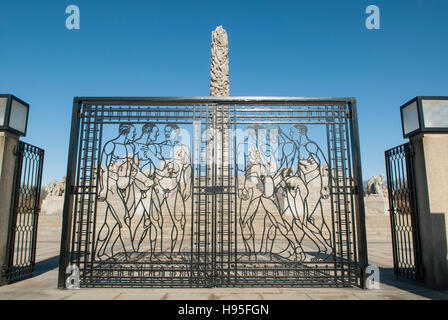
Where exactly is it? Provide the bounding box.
[4,141,45,283]
[57,96,368,288]
[385,142,423,281]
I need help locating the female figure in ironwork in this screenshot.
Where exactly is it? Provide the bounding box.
[280,124,332,260]
[156,124,191,260]
[238,125,301,260]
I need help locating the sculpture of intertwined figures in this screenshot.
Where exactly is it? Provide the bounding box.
[44,177,66,197]
[95,123,191,262]
[238,124,333,262]
[366,174,386,196]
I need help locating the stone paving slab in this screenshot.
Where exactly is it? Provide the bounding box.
[1,240,448,300]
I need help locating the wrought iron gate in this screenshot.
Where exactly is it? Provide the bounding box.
[58,97,367,288]
[385,143,423,281]
[4,141,45,283]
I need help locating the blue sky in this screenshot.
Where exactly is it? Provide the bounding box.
[1,0,447,185]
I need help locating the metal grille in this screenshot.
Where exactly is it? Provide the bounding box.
[59,97,367,288]
[4,141,45,283]
[385,143,423,281]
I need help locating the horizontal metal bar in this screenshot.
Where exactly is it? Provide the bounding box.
[75,96,354,106]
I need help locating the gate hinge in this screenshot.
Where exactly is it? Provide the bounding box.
[408,144,415,156]
[1,265,10,281]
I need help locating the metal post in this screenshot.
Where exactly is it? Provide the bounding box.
[404,144,423,281]
[348,99,369,288]
[58,100,81,288]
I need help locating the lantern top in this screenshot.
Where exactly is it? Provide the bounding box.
[400,96,448,138]
[0,94,30,137]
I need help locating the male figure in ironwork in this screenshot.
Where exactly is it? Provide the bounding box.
[96,124,139,261]
[133,124,164,258]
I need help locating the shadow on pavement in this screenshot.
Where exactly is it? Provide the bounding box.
[34,256,59,276]
[379,267,448,300]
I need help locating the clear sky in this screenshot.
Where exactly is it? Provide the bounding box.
[1,0,447,185]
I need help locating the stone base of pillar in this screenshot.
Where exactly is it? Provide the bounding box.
[0,131,20,285]
[411,133,448,290]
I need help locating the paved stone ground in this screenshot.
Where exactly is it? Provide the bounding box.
[0,237,447,300]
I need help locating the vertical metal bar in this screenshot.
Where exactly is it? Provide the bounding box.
[30,148,44,274]
[394,148,405,275]
[390,148,402,275]
[69,106,86,264]
[190,104,196,287]
[385,149,400,277]
[23,148,34,271]
[405,143,423,281]
[233,106,238,285]
[347,99,368,288]
[90,106,103,268]
[398,149,412,276]
[329,109,344,283]
[75,107,90,282]
[325,107,338,285]
[83,105,100,284]
[196,105,201,280]
[227,108,232,284]
[337,105,352,284]
[345,113,358,284]
[220,104,224,286]
[16,147,28,271]
[58,100,82,289]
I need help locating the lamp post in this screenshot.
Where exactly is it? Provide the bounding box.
[400,96,448,289]
[0,94,29,285]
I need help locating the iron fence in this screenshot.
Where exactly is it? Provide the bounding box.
[58,97,367,288]
[4,141,45,283]
[385,142,423,281]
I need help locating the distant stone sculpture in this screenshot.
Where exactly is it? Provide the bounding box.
[41,177,66,215]
[366,174,386,196]
[44,177,66,197]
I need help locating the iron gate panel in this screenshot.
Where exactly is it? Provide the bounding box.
[385,143,423,281]
[4,141,45,283]
[58,97,367,288]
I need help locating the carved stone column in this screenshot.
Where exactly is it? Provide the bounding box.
[210,25,229,98]
[209,25,230,174]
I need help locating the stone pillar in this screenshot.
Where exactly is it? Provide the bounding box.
[0,131,20,285]
[210,25,230,172]
[210,25,229,98]
[410,133,448,289]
